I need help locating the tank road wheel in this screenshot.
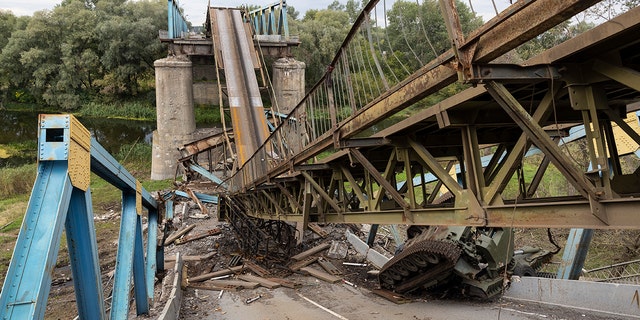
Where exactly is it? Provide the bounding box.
[399,258,419,272]
[408,254,429,267]
[380,273,396,286]
[424,253,440,264]
[386,268,404,280]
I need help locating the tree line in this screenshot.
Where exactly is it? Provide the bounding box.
[0,0,636,111]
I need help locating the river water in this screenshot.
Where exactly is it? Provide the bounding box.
[0,109,156,167]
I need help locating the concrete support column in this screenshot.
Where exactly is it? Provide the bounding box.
[272,58,305,114]
[152,56,195,180]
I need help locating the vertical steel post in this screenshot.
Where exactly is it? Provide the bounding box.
[111,192,140,319]
[133,214,149,314]
[557,228,594,280]
[65,187,106,319]
[146,209,159,299]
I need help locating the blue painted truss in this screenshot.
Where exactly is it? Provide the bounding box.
[0,114,161,319]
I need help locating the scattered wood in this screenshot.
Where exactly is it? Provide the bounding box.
[266,277,302,289]
[185,187,209,216]
[164,224,196,245]
[289,256,318,271]
[300,266,341,283]
[372,289,411,304]
[237,274,281,289]
[204,279,259,289]
[189,284,239,292]
[244,260,271,277]
[317,257,342,276]
[308,223,329,238]
[165,251,216,262]
[291,242,330,261]
[174,228,221,245]
[181,264,189,290]
[189,265,245,283]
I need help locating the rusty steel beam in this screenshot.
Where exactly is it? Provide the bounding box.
[485,81,598,200]
[242,196,640,228]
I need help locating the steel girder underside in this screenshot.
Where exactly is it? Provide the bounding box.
[220,4,640,229]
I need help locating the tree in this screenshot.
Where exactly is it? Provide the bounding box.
[293,6,351,86]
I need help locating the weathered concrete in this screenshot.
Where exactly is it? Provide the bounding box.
[505,276,640,319]
[152,56,196,180]
[192,82,220,105]
[272,57,305,114]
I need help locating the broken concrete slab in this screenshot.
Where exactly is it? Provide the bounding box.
[345,229,390,269]
[327,240,348,259]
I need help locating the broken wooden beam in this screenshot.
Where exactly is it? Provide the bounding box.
[300,266,341,283]
[317,257,342,276]
[185,187,209,215]
[189,284,239,292]
[308,223,329,238]
[204,279,259,289]
[237,274,281,289]
[164,224,196,245]
[243,260,271,278]
[289,256,318,271]
[189,265,245,283]
[165,251,216,262]
[372,289,411,304]
[291,243,330,261]
[266,277,302,289]
[174,228,221,245]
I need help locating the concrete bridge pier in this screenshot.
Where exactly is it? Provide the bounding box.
[151,56,196,180]
[272,58,305,114]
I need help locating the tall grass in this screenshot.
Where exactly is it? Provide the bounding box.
[77,101,156,120]
[0,163,37,198]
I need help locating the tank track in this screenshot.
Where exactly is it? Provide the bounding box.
[378,235,462,294]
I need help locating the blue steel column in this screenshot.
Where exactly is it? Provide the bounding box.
[146,209,159,299]
[133,214,149,314]
[111,192,142,318]
[557,228,594,280]
[65,187,106,319]
[0,162,73,319]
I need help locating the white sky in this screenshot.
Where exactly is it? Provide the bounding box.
[0,0,506,26]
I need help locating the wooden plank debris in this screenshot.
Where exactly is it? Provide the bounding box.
[289,256,318,271]
[300,266,341,283]
[291,242,330,261]
[174,228,221,245]
[185,187,209,215]
[244,260,271,277]
[237,274,281,289]
[189,284,239,292]
[308,223,329,238]
[266,277,302,289]
[164,224,196,245]
[372,289,411,304]
[317,257,342,276]
[165,251,216,262]
[189,265,245,283]
[205,279,259,289]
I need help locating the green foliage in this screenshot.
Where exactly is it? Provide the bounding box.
[292,6,351,87]
[195,105,223,124]
[0,0,167,110]
[77,100,156,120]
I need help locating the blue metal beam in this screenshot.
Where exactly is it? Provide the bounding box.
[0,162,74,319]
[65,187,106,319]
[557,228,594,280]
[168,0,189,39]
[0,114,160,319]
[111,192,141,319]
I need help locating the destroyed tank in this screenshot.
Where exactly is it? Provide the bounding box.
[378,226,553,299]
